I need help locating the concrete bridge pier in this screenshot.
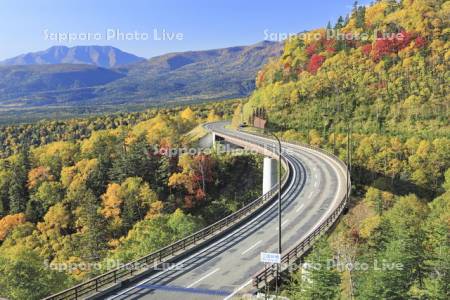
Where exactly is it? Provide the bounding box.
[202,132,279,196]
[199,132,222,149]
[263,157,278,194]
[212,132,216,149]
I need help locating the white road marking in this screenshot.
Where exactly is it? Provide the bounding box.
[241,240,262,255]
[308,191,314,198]
[107,152,299,299]
[223,279,253,300]
[281,219,289,227]
[186,268,220,288]
[107,125,348,300]
[296,204,305,213]
[314,181,319,188]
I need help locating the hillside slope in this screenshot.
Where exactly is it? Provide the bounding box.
[245,0,449,138]
[241,1,449,299]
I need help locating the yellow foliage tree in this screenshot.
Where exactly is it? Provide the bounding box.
[37,203,70,236]
[100,183,122,227]
[180,107,195,121]
[309,129,323,147]
[0,213,26,241]
[61,159,99,189]
[206,110,221,122]
[359,215,381,239]
[31,141,79,176]
[28,166,54,190]
[231,103,243,128]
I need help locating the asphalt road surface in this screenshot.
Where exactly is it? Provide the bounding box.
[107,121,347,300]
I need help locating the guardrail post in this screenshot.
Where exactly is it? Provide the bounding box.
[44,126,298,300]
[264,269,267,291]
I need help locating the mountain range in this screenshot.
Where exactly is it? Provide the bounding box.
[0,42,282,111]
[0,45,145,68]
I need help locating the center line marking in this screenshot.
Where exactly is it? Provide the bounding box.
[296,204,304,213]
[186,268,220,288]
[241,240,262,255]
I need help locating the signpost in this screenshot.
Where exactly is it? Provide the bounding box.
[261,252,281,299]
[260,252,281,264]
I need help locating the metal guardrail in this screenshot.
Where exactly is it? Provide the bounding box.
[251,136,351,289]
[210,125,350,289]
[43,127,291,300]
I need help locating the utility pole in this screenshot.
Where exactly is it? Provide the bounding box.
[349,124,352,173]
[251,107,282,255]
[263,129,282,255]
[346,121,352,203]
[264,129,282,299]
[240,98,244,125]
[333,122,336,155]
[250,107,283,296]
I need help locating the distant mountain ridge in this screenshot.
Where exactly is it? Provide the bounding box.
[0,41,283,109]
[0,46,145,68]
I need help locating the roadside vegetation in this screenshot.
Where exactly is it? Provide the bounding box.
[0,102,263,299]
[241,0,449,298]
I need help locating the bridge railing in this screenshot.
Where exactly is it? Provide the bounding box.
[44,128,291,300]
[250,135,351,289]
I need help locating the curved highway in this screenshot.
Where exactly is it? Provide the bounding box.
[106,121,347,300]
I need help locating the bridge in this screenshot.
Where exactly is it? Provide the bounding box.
[45,121,349,300]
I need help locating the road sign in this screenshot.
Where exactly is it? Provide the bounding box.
[260,252,281,264]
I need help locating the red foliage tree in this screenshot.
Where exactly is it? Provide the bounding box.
[326,47,336,54]
[283,62,291,75]
[323,39,336,54]
[306,43,317,56]
[307,54,326,74]
[372,31,414,61]
[414,36,426,48]
[256,71,265,86]
[192,154,215,193]
[361,44,372,56]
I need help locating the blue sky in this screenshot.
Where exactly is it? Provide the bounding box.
[0,0,371,60]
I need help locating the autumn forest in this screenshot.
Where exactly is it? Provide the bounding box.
[0,0,449,299]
